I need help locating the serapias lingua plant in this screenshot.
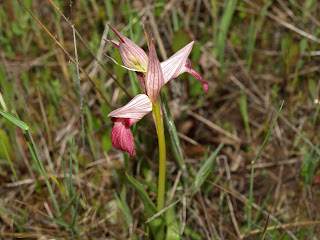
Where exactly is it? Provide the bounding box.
[106,25,208,214]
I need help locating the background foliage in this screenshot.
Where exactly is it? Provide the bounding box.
[0,0,320,239]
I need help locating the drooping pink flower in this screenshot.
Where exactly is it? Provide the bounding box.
[105,25,209,94]
[110,118,137,156]
[107,94,153,156]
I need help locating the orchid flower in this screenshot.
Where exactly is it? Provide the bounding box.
[105,24,209,94]
[107,38,164,156]
[106,25,208,156]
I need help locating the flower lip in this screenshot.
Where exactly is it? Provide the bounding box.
[111,118,136,156]
[108,94,153,157]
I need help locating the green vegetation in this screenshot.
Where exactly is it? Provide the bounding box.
[0,0,320,239]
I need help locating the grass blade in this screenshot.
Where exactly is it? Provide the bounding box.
[239,90,251,140]
[27,131,61,216]
[193,143,224,196]
[161,94,189,187]
[113,191,133,226]
[215,0,238,74]
[125,172,164,239]
[0,139,22,196]
[165,201,180,240]
[125,172,158,219]
[247,101,284,231]
[0,109,29,130]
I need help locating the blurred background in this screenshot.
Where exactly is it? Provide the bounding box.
[0,0,320,239]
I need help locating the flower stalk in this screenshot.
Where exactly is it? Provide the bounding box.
[153,102,166,211]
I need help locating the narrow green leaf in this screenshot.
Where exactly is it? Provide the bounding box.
[165,201,180,240]
[60,190,81,217]
[161,93,189,188]
[184,226,202,240]
[0,139,19,184]
[113,191,132,226]
[125,172,158,218]
[248,101,284,231]
[69,138,75,197]
[0,109,29,130]
[44,214,69,228]
[246,0,272,70]
[71,193,81,228]
[27,131,61,216]
[193,143,224,195]
[125,172,164,238]
[0,129,13,160]
[246,16,255,70]
[215,0,238,74]
[239,90,251,140]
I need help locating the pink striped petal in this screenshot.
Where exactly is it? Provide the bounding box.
[146,37,165,103]
[160,41,194,83]
[106,24,148,71]
[108,94,152,156]
[160,41,208,94]
[107,94,152,119]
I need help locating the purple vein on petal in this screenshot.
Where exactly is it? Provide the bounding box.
[107,24,148,69]
[146,37,165,103]
[160,41,194,83]
[107,94,152,120]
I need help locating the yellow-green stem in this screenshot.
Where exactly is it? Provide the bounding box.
[153,102,166,211]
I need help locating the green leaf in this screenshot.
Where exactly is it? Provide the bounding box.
[308,79,317,100]
[248,101,284,231]
[165,201,180,240]
[125,172,158,218]
[102,131,112,152]
[113,191,132,226]
[44,214,69,228]
[0,129,13,160]
[302,149,319,186]
[184,226,202,240]
[0,109,29,130]
[215,0,238,74]
[193,143,224,195]
[125,173,164,238]
[161,94,188,187]
[12,22,23,36]
[172,29,191,53]
[239,90,251,140]
[60,190,81,217]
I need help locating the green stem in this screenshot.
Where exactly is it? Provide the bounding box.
[153,102,167,211]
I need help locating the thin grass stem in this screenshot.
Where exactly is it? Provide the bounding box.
[248,101,284,231]
[72,26,85,147]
